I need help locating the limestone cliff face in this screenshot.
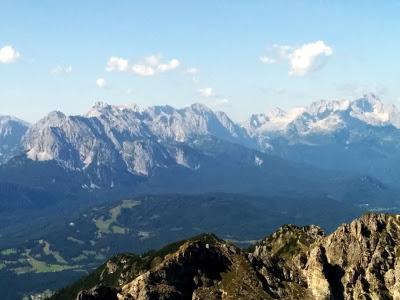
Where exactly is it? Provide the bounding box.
[59,214,400,300]
[251,214,400,299]
[305,214,400,299]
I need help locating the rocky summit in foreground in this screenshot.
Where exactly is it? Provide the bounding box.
[52,213,400,300]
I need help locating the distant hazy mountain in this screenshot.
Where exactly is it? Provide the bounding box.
[245,94,400,138]
[0,115,29,164]
[244,94,400,185]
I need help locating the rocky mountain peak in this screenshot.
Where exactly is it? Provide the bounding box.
[44,110,67,123]
[306,99,350,116]
[86,101,142,118]
[0,115,29,136]
[0,114,29,125]
[328,212,396,244]
[348,94,393,126]
[352,93,382,107]
[92,101,110,110]
[302,213,400,299]
[267,107,288,119]
[0,115,29,163]
[189,102,213,114]
[245,106,305,135]
[62,213,400,300]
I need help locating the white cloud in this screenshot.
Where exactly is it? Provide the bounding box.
[288,41,332,76]
[96,78,107,88]
[51,64,72,75]
[131,57,180,75]
[106,54,181,77]
[0,45,20,64]
[131,64,156,76]
[260,41,333,76]
[198,87,215,98]
[157,59,180,72]
[106,56,129,72]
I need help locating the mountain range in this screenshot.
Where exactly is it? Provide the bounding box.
[245,94,400,186]
[1,93,400,188]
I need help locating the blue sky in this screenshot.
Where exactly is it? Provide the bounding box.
[0,1,399,122]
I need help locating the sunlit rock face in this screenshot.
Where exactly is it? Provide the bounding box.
[22,102,251,178]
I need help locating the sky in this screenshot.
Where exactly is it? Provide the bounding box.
[1,1,400,123]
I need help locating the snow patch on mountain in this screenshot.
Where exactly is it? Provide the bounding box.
[308,114,343,133]
[245,94,400,139]
[245,107,305,135]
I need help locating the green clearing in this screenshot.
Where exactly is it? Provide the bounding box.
[67,236,85,245]
[16,255,79,274]
[40,240,68,264]
[1,248,17,256]
[94,199,140,234]
[111,225,128,234]
[10,246,78,274]
[26,256,76,273]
